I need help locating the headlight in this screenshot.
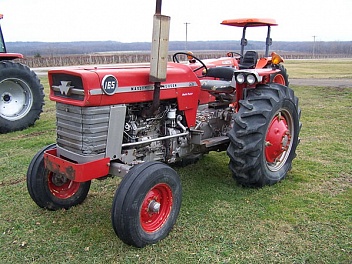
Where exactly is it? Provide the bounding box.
[246,74,256,85]
[234,71,261,85]
[236,73,245,84]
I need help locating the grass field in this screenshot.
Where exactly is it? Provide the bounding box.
[0,59,351,263]
[285,58,352,79]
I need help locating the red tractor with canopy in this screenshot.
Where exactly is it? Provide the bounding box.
[26,9,301,248]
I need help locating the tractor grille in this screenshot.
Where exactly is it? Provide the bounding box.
[51,73,85,101]
[56,103,110,156]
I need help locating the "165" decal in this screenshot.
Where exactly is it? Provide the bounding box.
[101,75,118,95]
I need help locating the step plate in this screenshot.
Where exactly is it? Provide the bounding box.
[201,136,229,148]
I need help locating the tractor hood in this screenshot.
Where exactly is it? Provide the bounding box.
[48,62,201,107]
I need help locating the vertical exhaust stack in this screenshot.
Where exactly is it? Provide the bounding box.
[148,0,170,116]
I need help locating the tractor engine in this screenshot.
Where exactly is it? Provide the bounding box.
[121,102,185,164]
[121,102,234,165]
[195,105,234,139]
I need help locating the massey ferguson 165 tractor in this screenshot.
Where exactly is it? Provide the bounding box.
[0,14,44,133]
[27,14,301,248]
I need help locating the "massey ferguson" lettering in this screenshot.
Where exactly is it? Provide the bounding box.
[91,82,198,95]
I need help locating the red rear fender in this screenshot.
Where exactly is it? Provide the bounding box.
[0,53,24,60]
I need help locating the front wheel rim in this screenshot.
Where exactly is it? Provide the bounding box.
[0,78,33,120]
[265,110,294,171]
[140,183,173,233]
[47,171,80,199]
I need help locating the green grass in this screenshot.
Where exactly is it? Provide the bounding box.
[285,58,352,79]
[1,61,351,263]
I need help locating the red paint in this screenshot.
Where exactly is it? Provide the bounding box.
[44,149,110,182]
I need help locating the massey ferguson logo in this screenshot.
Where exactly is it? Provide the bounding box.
[102,75,118,95]
[53,81,74,95]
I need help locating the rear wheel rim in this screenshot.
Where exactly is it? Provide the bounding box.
[272,74,286,85]
[47,171,80,199]
[265,110,294,171]
[140,183,173,233]
[0,78,33,120]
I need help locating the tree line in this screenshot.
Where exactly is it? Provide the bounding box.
[17,51,351,68]
[7,40,352,57]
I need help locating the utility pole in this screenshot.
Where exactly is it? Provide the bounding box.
[184,22,190,50]
[312,35,317,58]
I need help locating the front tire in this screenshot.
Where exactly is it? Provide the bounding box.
[0,61,44,133]
[26,144,91,210]
[111,162,182,248]
[227,83,301,187]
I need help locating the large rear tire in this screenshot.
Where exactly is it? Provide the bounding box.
[111,161,182,247]
[227,83,301,187]
[0,61,44,133]
[27,144,91,210]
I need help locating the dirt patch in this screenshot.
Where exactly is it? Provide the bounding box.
[0,177,26,187]
[290,78,351,88]
[8,130,55,141]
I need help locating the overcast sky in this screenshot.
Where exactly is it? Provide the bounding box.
[1,0,351,43]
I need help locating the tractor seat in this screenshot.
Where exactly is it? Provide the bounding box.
[239,51,258,69]
[205,67,236,81]
[200,79,234,93]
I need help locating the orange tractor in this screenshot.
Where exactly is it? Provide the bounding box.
[177,18,289,84]
[0,14,44,133]
[222,17,288,85]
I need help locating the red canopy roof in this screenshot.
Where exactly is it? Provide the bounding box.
[221,18,278,27]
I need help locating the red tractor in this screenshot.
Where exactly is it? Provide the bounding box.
[0,14,44,133]
[27,17,301,248]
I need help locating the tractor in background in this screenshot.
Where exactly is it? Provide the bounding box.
[0,14,44,133]
[177,18,289,86]
[222,17,289,85]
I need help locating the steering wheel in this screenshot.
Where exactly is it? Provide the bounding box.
[172,52,208,75]
[226,51,243,58]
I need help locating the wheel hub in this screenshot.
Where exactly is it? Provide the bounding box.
[0,79,33,120]
[265,112,292,163]
[51,174,68,187]
[2,93,11,102]
[148,200,161,213]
